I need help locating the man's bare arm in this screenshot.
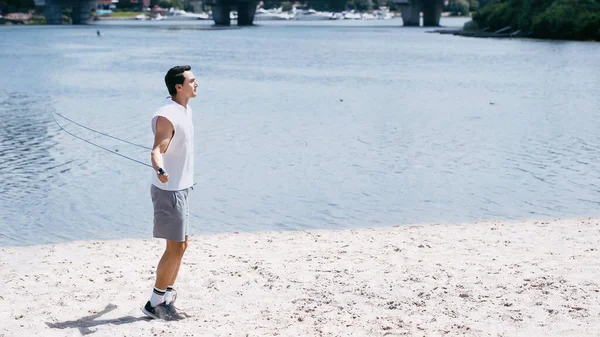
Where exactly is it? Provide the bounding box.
[151,116,174,183]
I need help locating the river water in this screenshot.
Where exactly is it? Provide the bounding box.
[1,18,599,246]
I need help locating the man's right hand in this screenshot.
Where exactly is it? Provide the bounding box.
[158,171,169,183]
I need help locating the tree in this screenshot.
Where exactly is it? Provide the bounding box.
[445,0,470,15]
[1,0,34,12]
[348,0,373,11]
[472,0,600,40]
[308,0,347,11]
[154,0,184,9]
[281,1,292,11]
[468,0,479,11]
[532,0,600,40]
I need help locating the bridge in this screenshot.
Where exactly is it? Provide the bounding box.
[34,0,96,24]
[205,0,257,25]
[35,0,443,26]
[393,0,444,26]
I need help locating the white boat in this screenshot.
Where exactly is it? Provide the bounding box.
[375,7,394,20]
[361,12,376,20]
[135,14,148,20]
[254,8,292,20]
[165,8,210,20]
[331,12,344,20]
[294,9,333,20]
[343,11,362,20]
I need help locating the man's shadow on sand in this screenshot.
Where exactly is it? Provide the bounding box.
[46,304,149,335]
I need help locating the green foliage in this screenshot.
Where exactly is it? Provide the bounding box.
[155,0,184,10]
[463,19,479,30]
[370,0,386,10]
[472,1,510,30]
[261,1,282,9]
[2,0,35,12]
[532,0,600,40]
[446,0,470,16]
[250,0,400,12]
[281,1,292,11]
[307,0,348,11]
[469,0,479,11]
[348,0,373,11]
[30,13,45,23]
[110,11,145,17]
[472,0,600,40]
[385,0,401,11]
[62,7,71,23]
[444,0,479,15]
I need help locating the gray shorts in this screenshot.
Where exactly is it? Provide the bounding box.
[151,184,190,242]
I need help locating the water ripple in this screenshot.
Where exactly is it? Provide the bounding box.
[1,22,600,246]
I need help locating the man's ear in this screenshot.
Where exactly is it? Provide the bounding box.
[176,84,182,91]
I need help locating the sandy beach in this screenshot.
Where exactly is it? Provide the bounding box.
[1,217,600,337]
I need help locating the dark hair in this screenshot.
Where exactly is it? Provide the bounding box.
[164,65,191,96]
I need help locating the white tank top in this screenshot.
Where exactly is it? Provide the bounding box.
[151,98,194,191]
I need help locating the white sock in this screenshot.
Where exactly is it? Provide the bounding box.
[150,287,166,307]
[165,285,174,304]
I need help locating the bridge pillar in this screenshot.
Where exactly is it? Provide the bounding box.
[42,0,96,24]
[422,0,443,26]
[392,0,442,27]
[44,0,64,24]
[236,1,256,26]
[399,3,419,26]
[212,1,231,26]
[208,0,256,25]
[72,0,95,24]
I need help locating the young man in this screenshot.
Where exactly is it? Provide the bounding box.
[142,65,198,320]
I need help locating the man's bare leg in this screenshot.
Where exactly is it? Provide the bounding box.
[155,239,187,290]
[167,235,189,287]
[163,236,188,307]
[142,239,186,319]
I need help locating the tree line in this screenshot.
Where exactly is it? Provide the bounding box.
[2,0,599,41]
[469,0,599,41]
[1,0,491,14]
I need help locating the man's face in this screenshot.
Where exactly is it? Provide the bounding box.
[177,71,198,99]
